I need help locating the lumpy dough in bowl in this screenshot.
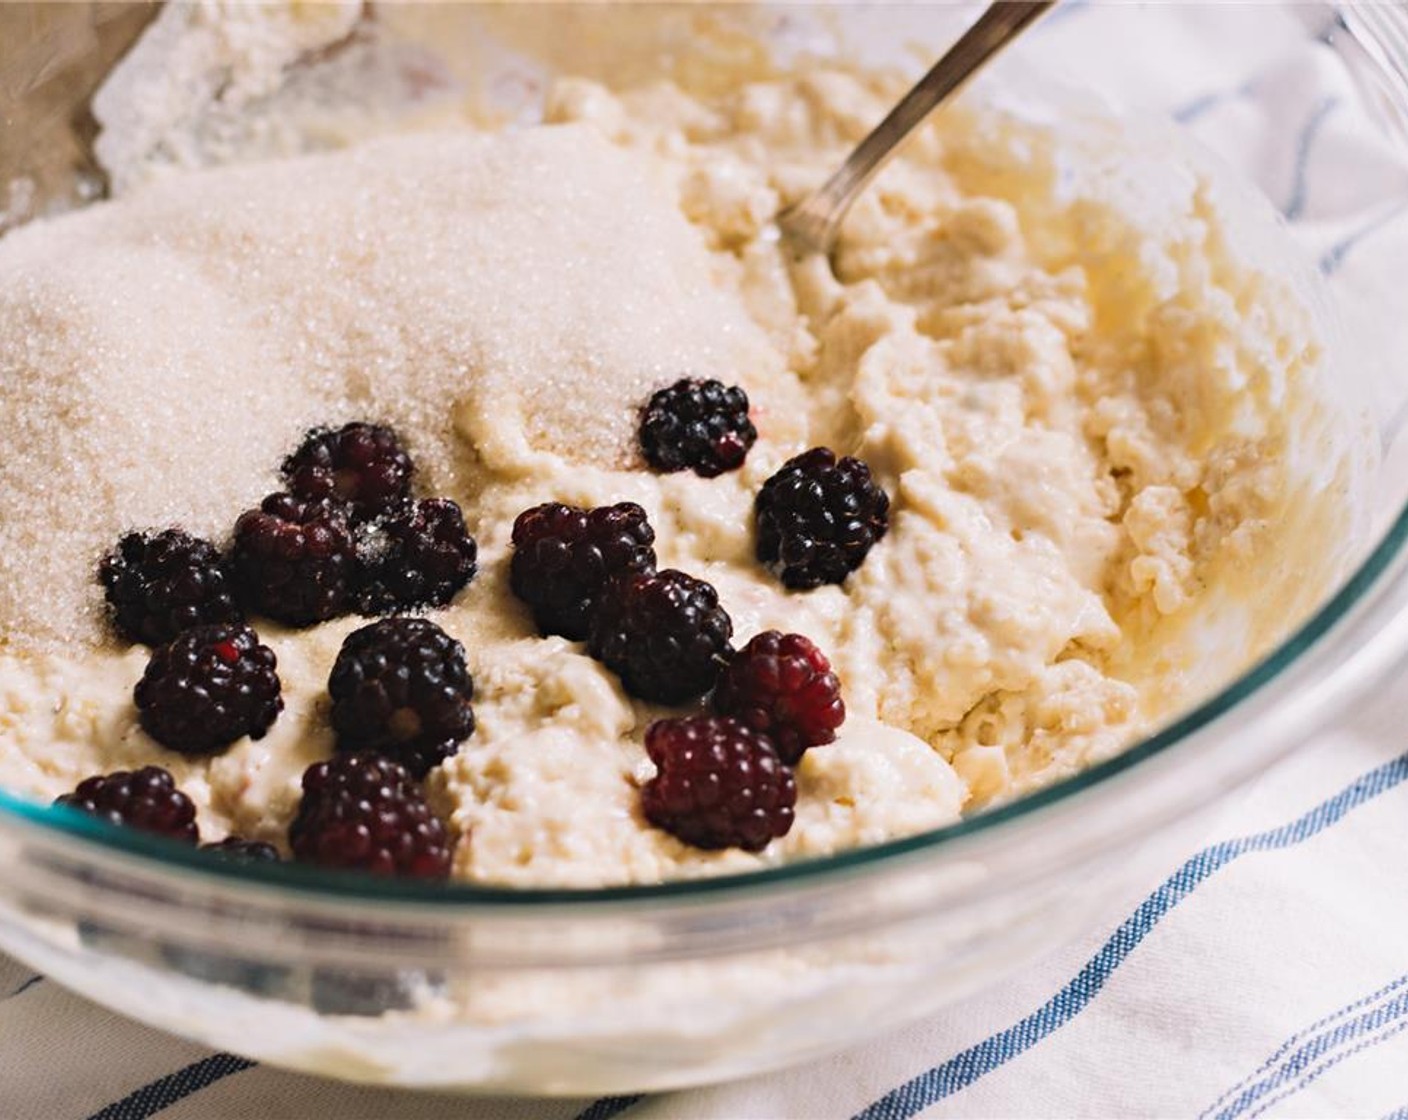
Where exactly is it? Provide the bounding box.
[0,10,1362,889]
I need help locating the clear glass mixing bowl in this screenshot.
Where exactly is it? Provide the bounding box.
[2,1,1407,1095]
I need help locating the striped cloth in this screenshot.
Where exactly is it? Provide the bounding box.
[6,3,1408,1117]
[7,690,1408,1119]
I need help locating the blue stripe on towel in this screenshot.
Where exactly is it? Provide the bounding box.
[1321,197,1408,274]
[1255,1018,1408,1118]
[3,974,42,1000]
[1382,1106,1408,1120]
[1173,87,1246,125]
[1283,96,1340,219]
[1261,1022,1408,1118]
[1210,977,1408,1119]
[86,749,1408,1120]
[1201,972,1408,1117]
[573,1095,645,1120]
[86,1054,256,1120]
[846,751,1408,1120]
[1247,1006,1408,1119]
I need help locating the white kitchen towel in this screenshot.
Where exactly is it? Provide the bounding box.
[6,3,1408,1117]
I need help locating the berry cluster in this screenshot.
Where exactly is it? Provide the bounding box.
[233,423,477,626]
[56,754,452,881]
[508,492,839,851]
[639,630,845,851]
[71,385,892,874]
[79,421,465,878]
[62,613,467,875]
[97,423,478,760]
[510,501,736,706]
[501,387,880,855]
[102,424,477,641]
[634,377,890,588]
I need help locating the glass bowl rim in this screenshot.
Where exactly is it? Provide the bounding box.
[4,497,1405,909]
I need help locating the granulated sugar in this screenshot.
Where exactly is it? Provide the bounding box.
[0,124,770,650]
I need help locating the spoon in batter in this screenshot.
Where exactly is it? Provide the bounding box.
[779,0,1055,255]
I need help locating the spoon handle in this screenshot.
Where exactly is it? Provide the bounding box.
[780,1,1055,254]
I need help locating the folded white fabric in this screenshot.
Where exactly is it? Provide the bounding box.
[5,4,1408,1118]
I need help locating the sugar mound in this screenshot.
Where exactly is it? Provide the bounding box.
[0,124,766,649]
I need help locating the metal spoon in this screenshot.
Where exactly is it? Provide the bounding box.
[778,1,1055,256]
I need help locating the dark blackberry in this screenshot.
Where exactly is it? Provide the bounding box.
[231,493,356,626]
[641,716,796,851]
[328,617,474,778]
[509,502,657,640]
[713,631,845,765]
[587,569,733,704]
[99,529,243,647]
[754,447,890,589]
[134,623,283,754]
[638,378,757,478]
[201,836,281,862]
[354,498,478,615]
[282,422,413,521]
[56,767,199,843]
[289,753,454,879]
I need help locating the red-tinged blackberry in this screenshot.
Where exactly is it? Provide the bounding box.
[289,753,454,879]
[328,617,474,778]
[754,447,890,590]
[201,837,281,863]
[56,767,199,843]
[99,529,243,647]
[641,716,796,851]
[134,623,283,754]
[231,493,356,626]
[638,378,757,478]
[282,422,413,521]
[713,631,845,765]
[354,498,478,615]
[587,569,733,704]
[509,501,656,641]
